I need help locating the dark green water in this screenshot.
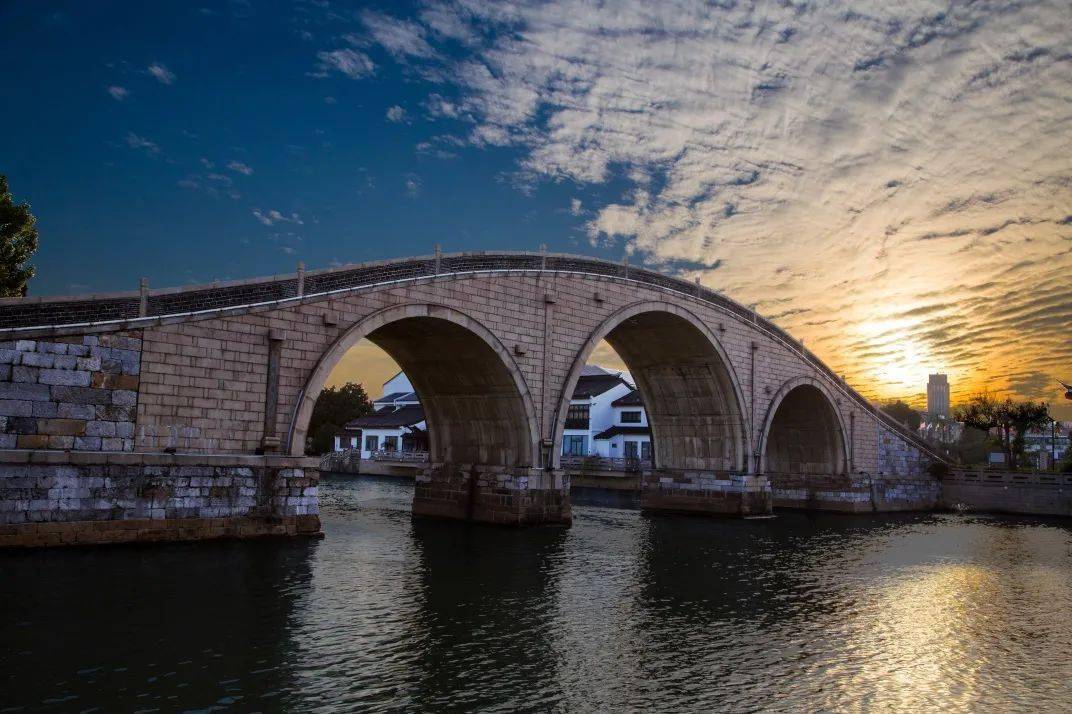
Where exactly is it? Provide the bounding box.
[2,474,1071,712]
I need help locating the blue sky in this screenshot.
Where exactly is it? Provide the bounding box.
[2,1,1070,412]
[1,1,617,296]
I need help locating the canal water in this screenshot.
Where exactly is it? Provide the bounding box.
[2,475,1072,712]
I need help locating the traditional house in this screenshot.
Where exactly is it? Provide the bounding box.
[337,372,428,457]
[562,365,651,460]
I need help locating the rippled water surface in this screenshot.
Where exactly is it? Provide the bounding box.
[3,475,1072,712]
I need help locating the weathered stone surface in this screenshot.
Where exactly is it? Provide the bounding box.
[39,369,92,387]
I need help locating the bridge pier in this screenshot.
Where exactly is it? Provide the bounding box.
[413,462,571,526]
[640,470,772,516]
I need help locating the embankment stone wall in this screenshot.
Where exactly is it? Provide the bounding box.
[0,451,320,547]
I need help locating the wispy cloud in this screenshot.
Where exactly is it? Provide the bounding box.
[312,48,375,79]
[358,10,436,60]
[125,133,160,155]
[252,209,303,226]
[404,173,422,197]
[147,62,175,84]
[226,160,253,175]
[385,105,407,123]
[106,85,128,101]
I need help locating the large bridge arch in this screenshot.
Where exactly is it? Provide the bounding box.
[287,303,540,468]
[552,301,750,473]
[758,376,849,476]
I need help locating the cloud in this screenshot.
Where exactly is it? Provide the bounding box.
[313,48,375,79]
[361,0,1071,414]
[147,62,175,84]
[125,133,160,155]
[226,160,254,175]
[359,10,436,60]
[404,174,422,197]
[324,96,337,104]
[570,198,583,216]
[385,105,407,123]
[252,209,303,226]
[107,86,128,101]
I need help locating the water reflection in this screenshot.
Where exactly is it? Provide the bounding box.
[1,476,1071,712]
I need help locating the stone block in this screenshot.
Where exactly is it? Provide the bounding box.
[67,344,89,357]
[14,340,36,352]
[31,402,58,418]
[0,350,17,364]
[85,421,116,437]
[50,386,111,405]
[115,422,134,438]
[0,383,50,401]
[37,342,68,355]
[48,436,75,450]
[101,438,124,452]
[112,390,138,406]
[19,352,54,368]
[0,400,32,417]
[0,365,9,381]
[38,419,86,436]
[12,366,39,383]
[17,435,48,449]
[9,417,37,434]
[52,355,78,370]
[94,405,134,421]
[77,357,102,372]
[39,370,91,387]
[57,403,95,420]
[73,436,102,451]
[0,434,16,449]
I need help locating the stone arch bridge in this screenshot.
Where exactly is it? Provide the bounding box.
[0,252,943,546]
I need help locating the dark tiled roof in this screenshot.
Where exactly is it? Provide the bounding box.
[573,373,629,399]
[346,404,425,429]
[593,425,651,440]
[611,389,644,406]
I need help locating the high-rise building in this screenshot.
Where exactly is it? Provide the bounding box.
[927,373,950,418]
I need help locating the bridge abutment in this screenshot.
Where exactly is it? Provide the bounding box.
[413,463,571,526]
[640,470,772,516]
[0,451,322,547]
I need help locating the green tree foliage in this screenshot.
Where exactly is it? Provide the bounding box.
[0,176,39,297]
[880,399,922,430]
[307,382,373,455]
[954,425,993,466]
[954,394,1050,469]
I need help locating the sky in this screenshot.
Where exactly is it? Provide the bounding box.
[2,1,1070,417]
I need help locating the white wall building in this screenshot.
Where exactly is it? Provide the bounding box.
[333,372,428,457]
[561,365,651,460]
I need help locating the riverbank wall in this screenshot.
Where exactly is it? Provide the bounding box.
[941,469,1072,517]
[0,450,321,547]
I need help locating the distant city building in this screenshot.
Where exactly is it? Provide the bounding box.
[927,373,950,419]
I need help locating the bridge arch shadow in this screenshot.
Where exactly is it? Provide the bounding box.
[288,304,540,468]
[553,301,750,474]
[758,377,848,477]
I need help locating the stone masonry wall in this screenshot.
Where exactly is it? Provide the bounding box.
[0,451,320,547]
[0,333,141,451]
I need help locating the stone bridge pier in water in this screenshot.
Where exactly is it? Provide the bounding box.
[0,252,943,546]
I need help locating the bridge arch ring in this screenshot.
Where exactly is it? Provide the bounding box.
[756,375,850,476]
[550,300,751,472]
[286,303,541,463]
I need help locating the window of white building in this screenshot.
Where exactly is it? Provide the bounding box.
[383,436,399,451]
[620,410,642,424]
[563,435,588,455]
[365,435,378,452]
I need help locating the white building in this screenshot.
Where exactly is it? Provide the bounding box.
[562,365,651,460]
[335,365,652,462]
[333,372,428,457]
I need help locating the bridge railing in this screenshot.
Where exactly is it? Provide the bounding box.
[0,250,942,462]
[561,455,650,473]
[369,450,429,463]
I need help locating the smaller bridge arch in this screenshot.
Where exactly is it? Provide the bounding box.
[758,376,849,477]
[552,300,750,474]
[288,303,540,468]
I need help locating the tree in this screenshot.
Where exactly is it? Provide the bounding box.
[0,176,38,297]
[307,382,373,455]
[954,394,1050,469]
[880,399,922,430]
